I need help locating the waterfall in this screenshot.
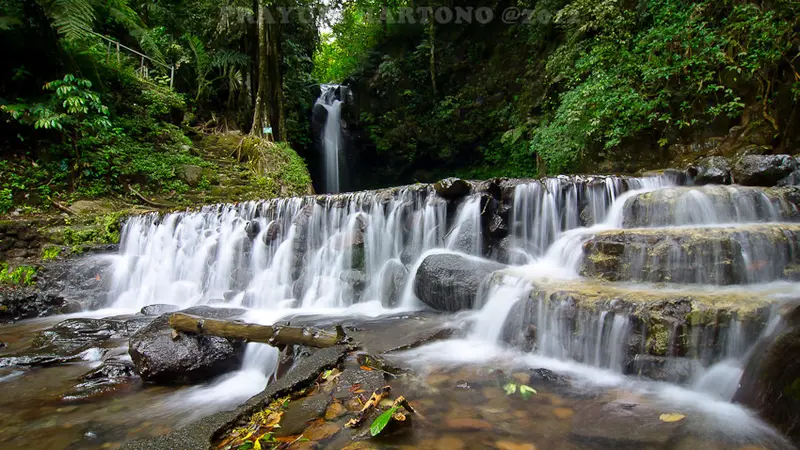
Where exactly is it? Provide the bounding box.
[107,186,475,311]
[102,171,800,448]
[314,84,346,194]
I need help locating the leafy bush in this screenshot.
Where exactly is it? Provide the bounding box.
[0,264,37,286]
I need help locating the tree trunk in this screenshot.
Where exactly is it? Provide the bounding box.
[250,1,286,141]
[265,12,286,141]
[168,313,346,348]
[250,1,270,137]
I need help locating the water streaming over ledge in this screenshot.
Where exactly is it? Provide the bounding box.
[95,174,800,446]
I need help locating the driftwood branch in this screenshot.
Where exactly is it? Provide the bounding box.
[345,385,392,428]
[51,200,75,215]
[168,313,347,348]
[127,184,173,208]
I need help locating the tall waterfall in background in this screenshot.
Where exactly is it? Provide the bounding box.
[313,85,347,194]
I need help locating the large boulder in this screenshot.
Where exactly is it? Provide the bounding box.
[128,306,247,384]
[732,154,796,186]
[434,178,472,199]
[413,253,506,311]
[733,306,800,447]
[692,156,732,185]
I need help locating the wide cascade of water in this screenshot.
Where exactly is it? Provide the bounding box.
[467,175,800,398]
[99,173,800,446]
[314,84,346,194]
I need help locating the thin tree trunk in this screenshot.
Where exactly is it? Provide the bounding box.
[250,1,270,137]
[265,13,286,141]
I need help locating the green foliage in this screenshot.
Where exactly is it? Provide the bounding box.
[530,0,796,173]
[0,264,37,286]
[369,405,399,436]
[0,188,12,214]
[62,212,125,252]
[2,74,111,134]
[320,0,799,180]
[503,382,537,400]
[41,246,61,260]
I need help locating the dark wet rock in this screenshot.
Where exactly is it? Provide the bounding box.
[692,156,732,185]
[102,314,155,336]
[0,352,88,367]
[263,220,281,243]
[0,315,142,367]
[474,178,502,199]
[340,270,366,295]
[28,318,130,357]
[244,220,261,239]
[580,224,800,285]
[63,358,140,402]
[35,253,116,310]
[140,304,180,316]
[733,154,796,186]
[379,259,407,307]
[414,253,506,311]
[628,355,702,383]
[434,178,472,199]
[120,345,349,450]
[0,287,67,323]
[734,312,800,447]
[528,368,569,385]
[128,306,247,384]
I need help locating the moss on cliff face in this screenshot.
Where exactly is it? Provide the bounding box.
[191,133,313,202]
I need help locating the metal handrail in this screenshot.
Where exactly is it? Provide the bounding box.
[77,24,176,88]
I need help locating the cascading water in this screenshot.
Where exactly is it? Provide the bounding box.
[314,84,347,194]
[96,172,800,447]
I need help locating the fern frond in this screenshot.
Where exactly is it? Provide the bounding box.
[211,49,249,69]
[184,32,210,75]
[48,0,95,40]
[130,27,167,66]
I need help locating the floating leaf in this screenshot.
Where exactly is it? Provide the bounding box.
[369,406,399,436]
[659,413,686,423]
[519,385,537,400]
[503,382,517,396]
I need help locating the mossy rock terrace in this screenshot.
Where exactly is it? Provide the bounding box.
[580,223,800,284]
[620,185,800,228]
[497,272,783,371]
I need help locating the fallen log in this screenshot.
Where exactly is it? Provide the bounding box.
[168,313,347,348]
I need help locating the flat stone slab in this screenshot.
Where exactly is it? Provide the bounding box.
[280,311,457,355]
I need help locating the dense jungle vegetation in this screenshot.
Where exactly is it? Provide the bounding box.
[1,0,799,208]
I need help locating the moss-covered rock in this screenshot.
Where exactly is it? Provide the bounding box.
[196,133,313,202]
[580,224,800,285]
[496,272,777,373]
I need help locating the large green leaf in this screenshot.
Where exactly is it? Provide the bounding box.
[369,406,399,437]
